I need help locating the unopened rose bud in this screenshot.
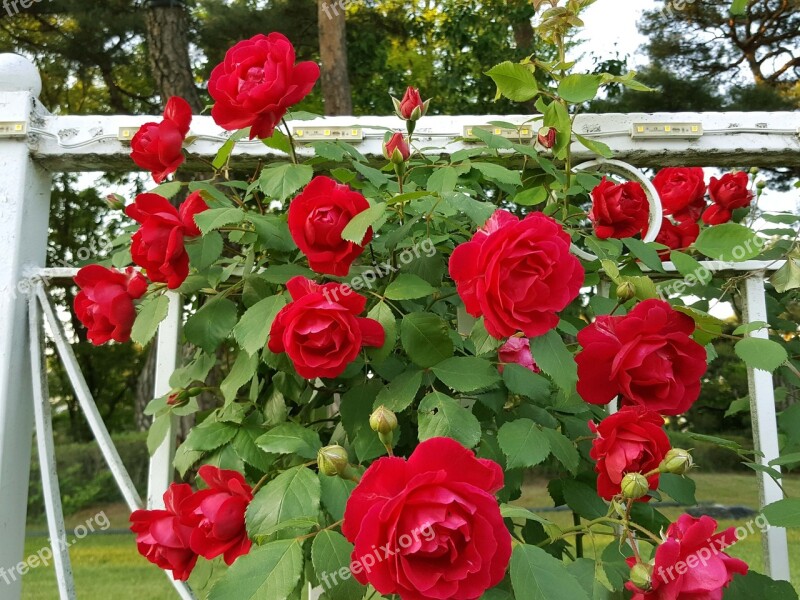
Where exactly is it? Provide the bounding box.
[166,392,183,406]
[630,562,653,591]
[749,167,760,175]
[394,86,430,121]
[383,132,410,165]
[660,448,693,475]
[621,473,650,500]
[537,126,557,149]
[756,180,767,189]
[167,387,203,407]
[106,194,126,210]
[317,445,352,478]
[616,281,636,302]
[370,405,398,446]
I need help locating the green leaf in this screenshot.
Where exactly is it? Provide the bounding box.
[418,392,482,448]
[220,352,258,403]
[185,231,223,271]
[232,295,286,356]
[427,167,458,193]
[183,419,237,452]
[431,357,501,392]
[673,306,725,345]
[725,397,750,418]
[730,0,749,15]
[725,571,799,600]
[184,298,239,354]
[763,498,800,528]
[486,61,539,102]
[208,540,303,600]
[247,214,296,252]
[384,274,436,300]
[558,74,601,103]
[194,207,245,235]
[500,504,553,525]
[562,480,608,520]
[732,321,769,335]
[574,134,614,158]
[735,337,788,372]
[770,258,800,293]
[470,126,514,149]
[352,161,390,188]
[256,423,322,460]
[212,128,249,170]
[341,204,385,244]
[246,466,321,538]
[498,419,551,469]
[146,414,171,455]
[659,473,697,505]
[510,544,591,600]
[623,238,664,272]
[150,180,182,199]
[542,428,580,475]
[470,318,503,356]
[769,452,800,467]
[694,223,763,262]
[669,250,712,286]
[259,163,313,201]
[472,162,522,187]
[502,364,552,402]
[366,301,396,363]
[131,294,170,347]
[530,331,578,393]
[312,531,366,600]
[513,187,549,206]
[400,313,454,368]
[374,369,423,412]
[262,129,292,155]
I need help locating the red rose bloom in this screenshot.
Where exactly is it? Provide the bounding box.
[208,33,320,140]
[674,195,707,224]
[575,299,707,415]
[449,209,584,339]
[383,132,410,162]
[130,96,192,184]
[130,484,198,581]
[647,218,700,258]
[702,172,753,225]
[626,515,748,600]
[268,276,385,379]
[652,168,706,219]
[589,407,671,501]
[398,86,425,120]
[184,466,253,565]
[589,177,650,239]
[126,191,208,289]
[74,265,148,345]
[342,437,512,600]
[287,176,372,276]
[497,336,539,374]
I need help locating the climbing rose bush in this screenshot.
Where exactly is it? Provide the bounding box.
[75,5,800,598]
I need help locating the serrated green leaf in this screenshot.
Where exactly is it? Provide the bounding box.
[384,274,436,300]
[131,294,170,347]
[194,207,245,235]
[400,313,454,368]
[259,163,314,201]
[510,544,591,600]
[232,295,286,355]
[431,357,501,392]
[486,61,539,102]
[341,204,385,244]
[498,418,551,469]
[246,466,321,538]
[374,369,423,412]
[256,423,322,460]
[208,540,303,600]
[735,337,788,372]
[418,392,482,448]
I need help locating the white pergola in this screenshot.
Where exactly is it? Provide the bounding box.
[0,53,796,599]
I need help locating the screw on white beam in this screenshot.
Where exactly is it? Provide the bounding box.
[0,52,51,600]
[741,275,791,581]
[28,290,77,600]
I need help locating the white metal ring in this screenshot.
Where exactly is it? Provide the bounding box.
[570,158,663,262]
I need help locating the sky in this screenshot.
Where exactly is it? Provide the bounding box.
[577,0,655,70]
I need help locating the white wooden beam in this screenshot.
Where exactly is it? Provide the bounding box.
[27,112,800,171]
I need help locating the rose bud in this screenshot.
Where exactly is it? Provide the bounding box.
[537,126,557,149]
[393,86,430,121]
[616,281,636,302]
[370,406,398,446]
[383,132,410,164]
[318,445,352,478]
[621,473,650,500]
[660,448,693,475]
[106,194,126,211]
[629,563,653,591]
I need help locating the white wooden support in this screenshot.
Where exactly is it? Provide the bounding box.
[741,275,791,581]
[28,290,77,600]
[34,284,143,512]
[0,54,52,600]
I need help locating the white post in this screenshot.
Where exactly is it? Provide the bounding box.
[0,54,51,600]
[741,275,790,581]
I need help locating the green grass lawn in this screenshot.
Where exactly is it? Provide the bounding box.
[19,473,800,598]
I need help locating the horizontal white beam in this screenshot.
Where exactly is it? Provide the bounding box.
[26,108,800,171]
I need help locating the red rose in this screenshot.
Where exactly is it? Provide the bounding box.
[184,466,253,565]
[396,86,427,121]
[74,265,148,345]
[626,515,748,599]
[208,33,320,140]
[537,126,557,149]
[702,172,753,225]
[575,299,707,415]
[449,209,584,339]
[342,437,511,600]
[589,407,671,501]
[130,96,192,184]
[383,132,410,163]
[497,336,539,374]
[647,218,700,258]
[287,176,372,276]
[126,191,208,289]
[589,177,650,239]
[674,195,706,224]
[652,168,706,219]
[268,276,385,379]
[130,484,198,581]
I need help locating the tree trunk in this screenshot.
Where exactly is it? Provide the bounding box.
[318,0,353,115]
[143,0,202,112]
